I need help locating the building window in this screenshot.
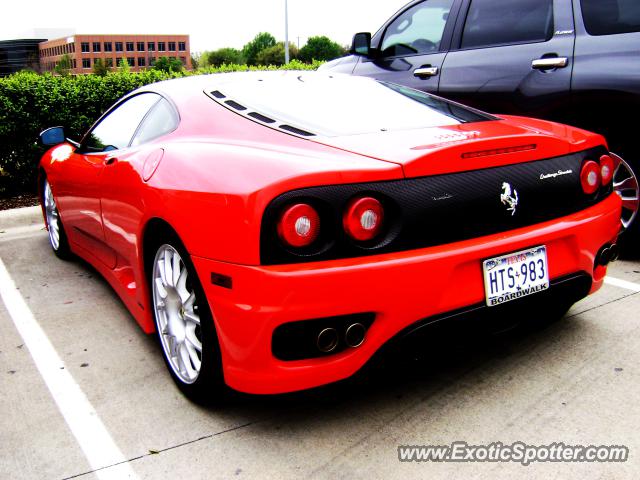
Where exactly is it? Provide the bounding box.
[178,41,186,51]
[82,58,91,68]
[92,42,101,52]
[126,42,134,52]
[73,59,77,68]
[115,42,123,52]
[127,57,135,66]
[158,42,166,52]
[137,42,145,51]
[104,42,113,52]
[137,57,146,67]
[81,42,90,53]
[168,41,176,52]
[116,57,122,67]
[147,42,155,51]
[149,56,156,66]
[105,58,113,68]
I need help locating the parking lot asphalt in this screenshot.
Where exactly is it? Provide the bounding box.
[0,207,639,480]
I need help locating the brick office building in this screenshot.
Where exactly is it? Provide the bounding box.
[39,34,191,73]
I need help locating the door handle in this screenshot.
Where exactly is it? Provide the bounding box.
[532,57,568,69]
[414,66,439,78]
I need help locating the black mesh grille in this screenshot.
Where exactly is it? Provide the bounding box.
[261,147,612,265]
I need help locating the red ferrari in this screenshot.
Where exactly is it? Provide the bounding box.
[39,71,621,400]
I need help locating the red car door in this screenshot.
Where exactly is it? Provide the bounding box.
[55,92,162,268]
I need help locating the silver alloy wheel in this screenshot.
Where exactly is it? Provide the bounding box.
[43,180,60,250]
[611,153,639,231]
[152,244,203,384]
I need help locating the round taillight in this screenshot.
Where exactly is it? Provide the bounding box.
[277,204,320,248]
[600,154,614,185]
[580,160,601,195]
[343,197,384,241]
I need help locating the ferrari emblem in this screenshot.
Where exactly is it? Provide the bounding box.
[500,182,519,216]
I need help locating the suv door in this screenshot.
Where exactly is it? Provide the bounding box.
[351,0,461,94]
[438,0,575,121]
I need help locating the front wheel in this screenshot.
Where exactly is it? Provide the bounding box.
[43,178,71,259]
[151,239,223,402]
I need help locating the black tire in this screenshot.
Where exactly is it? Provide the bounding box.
[42,178,71,259]
[149,232,224,403]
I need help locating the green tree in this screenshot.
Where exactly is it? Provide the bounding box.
[190,54,199,70]
[255,42,298,66]
[207,48,245,67]
[92,58,109,76]
[153,57,183,73]
[54,54,73,76]
[298,36,346,63]
[118,57,130,73]
[242,32,276,66]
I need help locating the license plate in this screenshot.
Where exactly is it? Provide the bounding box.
[482,246,549,307]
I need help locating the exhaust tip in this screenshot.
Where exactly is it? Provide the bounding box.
[345,323,366,348]
[317,328,339,353]
[609,243,620,262]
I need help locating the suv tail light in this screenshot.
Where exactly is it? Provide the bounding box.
[580,160,601,194]
[277,204,320,248]
[599,154,614,185]
[343,197,384,241]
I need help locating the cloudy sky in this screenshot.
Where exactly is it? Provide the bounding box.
[1,0,410,53]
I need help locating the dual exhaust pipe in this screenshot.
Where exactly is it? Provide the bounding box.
[317,323,366,353]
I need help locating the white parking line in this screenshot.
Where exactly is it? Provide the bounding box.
[605,276,640,293]
[0,258,139,480]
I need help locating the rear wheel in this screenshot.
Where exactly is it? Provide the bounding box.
[43,179,71,259]
[150,238,223,402]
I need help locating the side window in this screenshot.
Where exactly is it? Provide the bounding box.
[82,93,160,152]
[581,0,640,36]
[461,0,553,49]
[131,98,179,147]
[380,0,454,57]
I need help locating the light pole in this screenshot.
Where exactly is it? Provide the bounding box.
[284,0,290,64]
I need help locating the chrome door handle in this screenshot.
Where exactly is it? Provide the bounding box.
[532,57,568,69]
[414,66,439,77]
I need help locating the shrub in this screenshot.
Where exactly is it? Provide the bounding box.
[255,42,298,66]
[299,36,346,63]
[242,32,277,66]
[207,48,245,67]
[0,62,322,196]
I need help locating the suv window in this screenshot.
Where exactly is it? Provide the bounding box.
[380,0,454,57]
[581,0,640,36]
[131,98,179,147]
[461,0,553,49]
[82,93,160,152]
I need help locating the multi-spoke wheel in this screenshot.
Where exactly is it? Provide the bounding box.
[151,239,222,401]
[43,179,70,258]
[611,153,639,232]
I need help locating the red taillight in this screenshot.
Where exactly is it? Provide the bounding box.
[600,154,614,185]
[277,204,320,248]
[580,160,601,194]
[343,197,384,241]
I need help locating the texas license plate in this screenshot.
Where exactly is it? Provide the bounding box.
[482,246,549,307]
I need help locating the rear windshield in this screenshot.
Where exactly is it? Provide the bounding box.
[206,72,494,137]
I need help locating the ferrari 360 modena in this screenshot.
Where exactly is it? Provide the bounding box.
[39,71,622,401]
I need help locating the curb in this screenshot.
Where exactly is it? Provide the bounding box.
[0,206,44,230]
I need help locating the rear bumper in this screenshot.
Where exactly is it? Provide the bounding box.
[192,194,621,394]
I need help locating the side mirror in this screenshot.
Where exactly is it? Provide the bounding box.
[40,126,66,146]
[351,32,372,56]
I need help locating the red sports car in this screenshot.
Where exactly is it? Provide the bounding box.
[39,71,621,401]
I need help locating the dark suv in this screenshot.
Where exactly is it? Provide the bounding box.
[321,0,639,231]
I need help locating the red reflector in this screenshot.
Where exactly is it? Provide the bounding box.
[580,160,601,194]
[461,144,537,159]
[277,204,320,248]
[599,154,614,185]
[343,197,384,241]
